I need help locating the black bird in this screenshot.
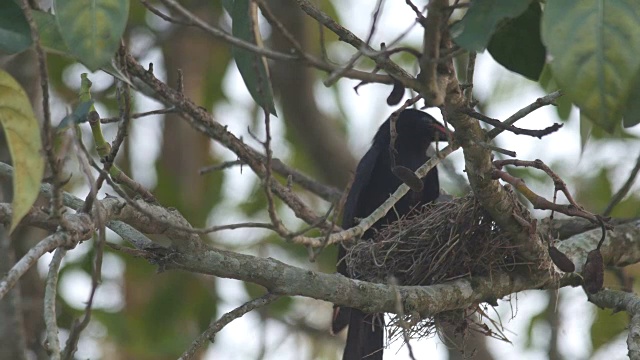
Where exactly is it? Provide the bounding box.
[333,109,449,360]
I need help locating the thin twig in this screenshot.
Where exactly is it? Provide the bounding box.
[464,52,476,103]
[486,91,564,140]
[464,109,563,138]
[323,0,386,86]
[101,107,176,123]
[43,248,66,360]
[158,0,394,84]
[475,141,516,157]
[294,0,419,89]
[179,293,279,360]
[494,159,582,208]
[0,232,79,300]
[405,0,426,22]
[124,54,338,230]
[603,152,640,217]
[199,160,243,174]
[391,277,417,360]
[262,108,289,236]
[139,0,191,25]
[63,130,109,360]
[18,0,63,217]
[492,169,601,224]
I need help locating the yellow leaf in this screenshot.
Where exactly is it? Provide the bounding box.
[0,70,44,233]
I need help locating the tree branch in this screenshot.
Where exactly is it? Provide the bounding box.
[588,289,640,358]
[0,222,93,300]
[179,293,279,360]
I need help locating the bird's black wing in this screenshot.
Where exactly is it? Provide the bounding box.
[341,141,385,230]
[332,141,384,335]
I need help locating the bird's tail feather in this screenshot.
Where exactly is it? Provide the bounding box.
[332,305,351,335]
[342,309,384,360]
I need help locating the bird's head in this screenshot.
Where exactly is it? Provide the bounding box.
[393,109,451,145]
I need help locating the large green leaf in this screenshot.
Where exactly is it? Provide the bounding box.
[0,1,31,54]
[542,0,640,133]
[538,65,573,120]
[224,0,277,115]
[0,6,72,55]
[32,10,72,55]
[0,70,45,233]
[54,0,130,71]
[487,1,545,81]
[451,0,532,52]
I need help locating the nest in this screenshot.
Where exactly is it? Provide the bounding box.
[344,194,522,342]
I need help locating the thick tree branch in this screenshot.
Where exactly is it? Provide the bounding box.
[158,221,640,317]
[2,170,640,326]
[588,289,640,358]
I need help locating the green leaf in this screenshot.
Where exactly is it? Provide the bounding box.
[487,1,545,81]
[451,0,532,52]
[579,112,592,153]
[538,65,573,120]
[54,0,130,71]
[32,10,72,55]
[0,4,73,56]
[542,0,640,133]
[0,1,31,54]
[226,0,277,115]
[0,70,45,233]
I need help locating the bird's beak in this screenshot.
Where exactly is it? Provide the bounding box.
[432,122,453,142]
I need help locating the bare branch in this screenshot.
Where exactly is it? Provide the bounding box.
[588,289,640,358]
[43,248,65,360]
[179,293,279,360]
[0,226,92,300]
[18,0,63,217]
[101,107,176,123]
[464,109,563,138]
[293,0,420,89]
[492,169,600,224]
[157,0,394,84]
[123,54,337,231]
[486,91,564,140]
